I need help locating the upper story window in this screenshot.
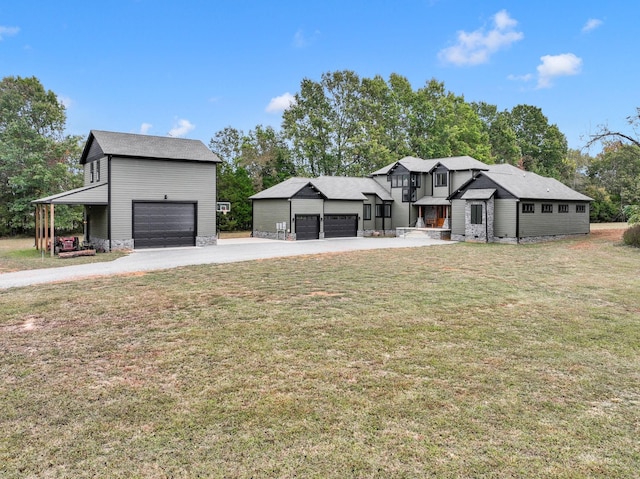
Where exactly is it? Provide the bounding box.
[576,204,586,213]
[435,172,447,187]
[96,160,101,182]
[522,203,534,213]
[558,204,569,213]
[542,204,553,213]
[90,162,94,183]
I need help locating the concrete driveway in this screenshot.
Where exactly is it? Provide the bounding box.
[0,236,455,289]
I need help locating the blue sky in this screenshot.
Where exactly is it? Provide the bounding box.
[1,1,636,153]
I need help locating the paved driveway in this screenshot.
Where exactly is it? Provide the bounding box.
[0,236,455,289]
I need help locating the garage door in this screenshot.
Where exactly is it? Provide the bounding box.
[295,214,320,240]
[133,202,196,248]
[324,214,357,238]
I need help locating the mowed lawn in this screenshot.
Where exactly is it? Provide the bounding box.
[1,229,639,478]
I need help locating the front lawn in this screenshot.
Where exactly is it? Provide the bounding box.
[0,228,638,478]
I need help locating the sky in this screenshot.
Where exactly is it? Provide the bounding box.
[1,0,637,154]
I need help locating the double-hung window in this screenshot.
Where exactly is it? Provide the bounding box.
[363,204,371,221]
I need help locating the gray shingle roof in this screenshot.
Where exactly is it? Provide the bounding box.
[250,176,393,201]
[371,155,488,175]
[82,130,220,164]
[483,164,592,201]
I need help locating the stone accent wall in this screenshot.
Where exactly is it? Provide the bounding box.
[196,235,217,247]
[518,233,589,244]
[463,198,494,243]
[111,238,134,251]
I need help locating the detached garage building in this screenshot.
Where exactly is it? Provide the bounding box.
[250,176,393,240]
[33,130,220,251]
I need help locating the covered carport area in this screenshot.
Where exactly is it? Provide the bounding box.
[32,183,108,256]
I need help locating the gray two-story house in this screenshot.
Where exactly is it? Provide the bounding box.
[250,155,592,243]
[33,130,221,251]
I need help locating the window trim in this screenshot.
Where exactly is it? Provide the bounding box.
[375,203,391,218]
[435,172,447,187]
[541,204,553,213]
[576,204,586,213]
[90,162,94,183]
[363,204,371,221]
[96,160,100,182]
[522,203,534,214]
[558,204,569,213]
[471,204,483,224]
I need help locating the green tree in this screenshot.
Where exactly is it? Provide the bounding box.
[587,142,640,220]
[507,104,570,181]
[0,76,82,235]
[472,102,521,164]
[209,128,257,231]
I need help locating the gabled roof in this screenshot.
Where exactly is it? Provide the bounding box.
[460,188,496,200]
[80,130,221,164]
[250,176,393,202]
[370,155,489,176]
[452,164,592,201]
[32,183,108,205]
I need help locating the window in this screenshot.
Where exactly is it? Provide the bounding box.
[391,174,409,188]
[375,204,391,218]
[410,174,421,188]
[558,204,569,213]
[471,204,483,224]
[522,203,534,213]
[96,160,100,182]
[435,172,447,187]
[576,204,586,213]
[542,204,553,213]
[90,162,94,183]
[363,204,371,220]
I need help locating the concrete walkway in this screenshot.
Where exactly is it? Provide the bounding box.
[0,236,455,290]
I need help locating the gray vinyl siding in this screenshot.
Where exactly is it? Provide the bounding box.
[519,201,590,237]
[88,205,108,239]
[494,199,517,238]
[109,157,216,240]
[291,199,323,223]
[252,199,290,232]
[362,194,375,231]
[389,187,409,228]
[451,171,473,191]
[451,200,465,235]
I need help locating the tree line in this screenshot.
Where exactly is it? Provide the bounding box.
[1,73,638,235]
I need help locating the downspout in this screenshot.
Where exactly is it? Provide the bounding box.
[107,155,112,251]
[516,201,520,244]
[484,200,488,243]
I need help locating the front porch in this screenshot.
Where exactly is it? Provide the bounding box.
[396,226,451,240]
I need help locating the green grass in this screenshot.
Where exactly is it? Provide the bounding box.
[1,228,639,478]
[0,237,127,273]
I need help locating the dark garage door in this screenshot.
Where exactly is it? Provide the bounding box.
[133,202,196,248]
[324,214,357,238]
[295,214,320,240]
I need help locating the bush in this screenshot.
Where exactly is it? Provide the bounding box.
[622,224,640,248]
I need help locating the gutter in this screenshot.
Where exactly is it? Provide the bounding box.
[107,155,112,251]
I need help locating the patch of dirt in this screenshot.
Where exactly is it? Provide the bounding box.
[569,229,624,250]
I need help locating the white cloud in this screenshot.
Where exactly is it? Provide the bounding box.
[438,10,523,66]
[536,53,582,88]
[582,18,603,33]
[266,92,296,113]
[0,25,20,40]
[168,119,195,137]
[139,123,153,134]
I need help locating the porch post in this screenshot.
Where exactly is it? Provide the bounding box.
[50,203,55,257]
[35,205,40,251]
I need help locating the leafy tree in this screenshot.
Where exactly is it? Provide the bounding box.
[472,102,521,164]
[507,104,569,181]
[587,107,640,148]
[587,142,640,220]
[238,125,295,191]
[0,76,82,235]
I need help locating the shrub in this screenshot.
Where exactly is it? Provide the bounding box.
[622,224,640,248]
[623,205,640,225]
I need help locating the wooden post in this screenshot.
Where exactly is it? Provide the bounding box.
[50,203,55,257]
